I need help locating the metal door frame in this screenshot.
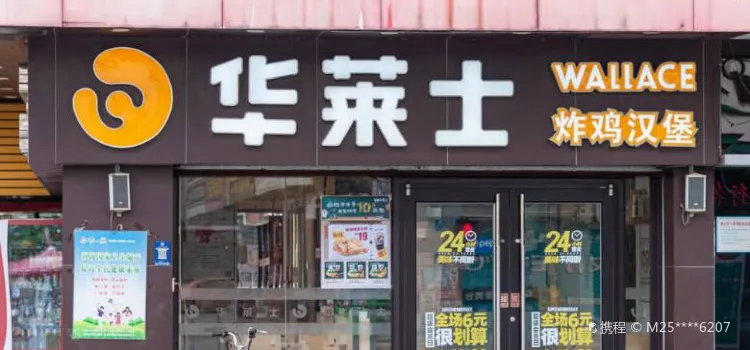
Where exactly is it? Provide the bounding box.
[394,177,624,350]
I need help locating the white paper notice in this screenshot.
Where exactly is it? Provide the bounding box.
[716,217,750,253]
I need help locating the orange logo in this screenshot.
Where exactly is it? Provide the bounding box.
[73,47,173,149]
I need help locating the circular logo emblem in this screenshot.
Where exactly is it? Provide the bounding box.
[464,230,477,242]
[571,230,584,242]
[291,304,308,319]
[185,304,200,319]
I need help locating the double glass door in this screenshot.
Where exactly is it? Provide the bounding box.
[400,179,619,350]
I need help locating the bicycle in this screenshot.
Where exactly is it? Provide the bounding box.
[212,326,267,350]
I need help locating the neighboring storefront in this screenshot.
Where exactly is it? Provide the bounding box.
[712,41,750,350]
[27,31,720,350]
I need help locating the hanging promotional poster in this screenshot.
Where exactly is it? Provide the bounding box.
[436,224,479,265]
[72,230,148,340]
[320,196,391,289]
[530,306,596,349]
[424,307,490,349]
[544,229,584,264]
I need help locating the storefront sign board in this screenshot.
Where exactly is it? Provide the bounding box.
[720,57,750,164]
[716,217,750,253]
[72,230,148,340]
[28,34,720,171]
[320,196,391,289]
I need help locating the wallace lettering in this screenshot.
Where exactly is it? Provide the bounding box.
[550,61,697,93]
[548,61,699,149]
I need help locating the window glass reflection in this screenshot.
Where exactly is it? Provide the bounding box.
[416,203,495,350]
[524,203,601,350]
[8,220,63,350]
[625,177,652,350]
[179,176,391,350]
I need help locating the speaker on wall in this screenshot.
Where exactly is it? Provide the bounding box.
[109,172,131,213]
[684,172,706,213]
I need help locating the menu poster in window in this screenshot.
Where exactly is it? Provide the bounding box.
[72,230,148,340]
[320,196,391,289]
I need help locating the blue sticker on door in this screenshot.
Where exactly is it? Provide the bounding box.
[154,241,172,267]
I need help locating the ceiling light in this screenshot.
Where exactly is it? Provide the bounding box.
[0,88,13,91]
[246,30,265,33]
[1,95,17,99]
[111,28,130,33]
[0,77,9,81]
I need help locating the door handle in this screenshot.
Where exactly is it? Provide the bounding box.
[493,193,501,350]
[519,193,526,350]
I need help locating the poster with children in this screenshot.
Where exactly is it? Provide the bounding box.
[72,230,147,340]
[320,196,391,289]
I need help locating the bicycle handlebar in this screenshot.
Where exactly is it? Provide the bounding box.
[212,327,267,349]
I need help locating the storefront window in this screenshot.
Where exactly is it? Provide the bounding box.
[624,177,653,350]
[179,176,392,350]
[7,219,63,350]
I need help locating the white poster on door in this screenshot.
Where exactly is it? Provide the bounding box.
[716,217,750,253]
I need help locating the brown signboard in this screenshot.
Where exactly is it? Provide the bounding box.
[28,33,720,169]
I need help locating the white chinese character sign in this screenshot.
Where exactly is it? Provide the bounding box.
[37,35,718,167]
[321,55,408,147]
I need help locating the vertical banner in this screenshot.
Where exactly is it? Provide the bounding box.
[423,307,489,348]
[320,196,391,289]
[0,220,10,350]
[72,230,148,340]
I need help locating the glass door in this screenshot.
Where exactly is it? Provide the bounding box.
[509,188,618,350]
[399,179,621,350]
[400,184,509,350]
